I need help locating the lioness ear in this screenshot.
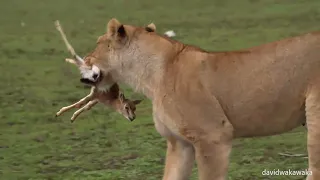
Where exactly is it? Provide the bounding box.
[107,18,126,38]
[145,23,156,32]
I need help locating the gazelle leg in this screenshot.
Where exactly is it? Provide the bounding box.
[70,99,99,122]
[55,87,96,117]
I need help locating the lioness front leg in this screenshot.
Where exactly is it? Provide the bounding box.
[162,137,195,180]
[194,138,232,180]
[179,118,233,180]
[188,97,234,180]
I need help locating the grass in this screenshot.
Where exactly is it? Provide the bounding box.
[1,0,319,179]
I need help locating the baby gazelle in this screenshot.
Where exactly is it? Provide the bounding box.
[56,83,142,122]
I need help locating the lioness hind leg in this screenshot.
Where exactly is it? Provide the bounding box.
[305,86,320,180]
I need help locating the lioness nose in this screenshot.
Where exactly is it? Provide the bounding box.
[92,73,99,80]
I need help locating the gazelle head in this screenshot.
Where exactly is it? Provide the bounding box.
[116,92,142,121]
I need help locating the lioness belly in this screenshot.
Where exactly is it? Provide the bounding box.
[219,68,310,138]
[210,55,316,138]
[215,45,320,137]
[230,102,306,138]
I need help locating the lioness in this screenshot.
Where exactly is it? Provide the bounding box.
[73,19,320,180]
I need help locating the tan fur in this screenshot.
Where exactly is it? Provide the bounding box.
[146,23,156,31]
[75,18,320,180]
[56,83,142,122]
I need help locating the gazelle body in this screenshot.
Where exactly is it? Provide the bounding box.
[56,83,142,122]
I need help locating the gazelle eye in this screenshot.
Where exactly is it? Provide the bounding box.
[125,105,129,110]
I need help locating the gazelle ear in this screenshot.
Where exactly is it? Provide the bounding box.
[133,99,143,105]
[65,58,80,66]
[118,92,125,103]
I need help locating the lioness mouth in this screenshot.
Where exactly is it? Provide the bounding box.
[80,71,103,86]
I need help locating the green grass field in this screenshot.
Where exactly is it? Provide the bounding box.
[1,0,320,179]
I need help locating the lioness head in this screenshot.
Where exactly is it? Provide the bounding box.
[80,18,171,90]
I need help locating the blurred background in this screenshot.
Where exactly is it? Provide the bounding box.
[1,0,319,179]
